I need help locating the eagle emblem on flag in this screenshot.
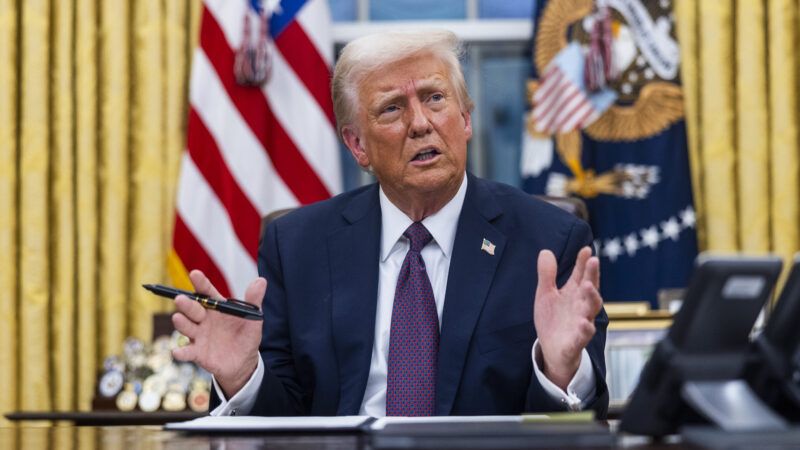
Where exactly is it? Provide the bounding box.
[234,0,283,87]
[523,0,684,201]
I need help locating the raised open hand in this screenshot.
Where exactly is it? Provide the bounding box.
[171,270,266,398]
[533,246,602,390]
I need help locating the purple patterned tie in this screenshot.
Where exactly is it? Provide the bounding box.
[386,222,439,416]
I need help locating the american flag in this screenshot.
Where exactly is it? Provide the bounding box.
[169,0,341,297]
[532,43,616,135]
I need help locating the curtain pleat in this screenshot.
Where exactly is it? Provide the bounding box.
[189,0,202,59]
[163,2,191,316]
[51,0,77,412]
[698,0,738,251]
[735,0,770,253]
[0,0,19,426]
[75,0,99,412]
[19,0,52,412]
[768,0,800,266]
[130,0,165,341]
[673,0,703,250]
[98,0,130,359]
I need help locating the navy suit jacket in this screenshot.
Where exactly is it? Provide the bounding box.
[240,174,608,417]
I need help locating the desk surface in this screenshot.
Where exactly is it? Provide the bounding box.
[5,411,203,426]
[0,425,701,450]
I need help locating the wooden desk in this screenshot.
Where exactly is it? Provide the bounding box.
[5,411,203,426]
[1,426,366,450]
[0,423,701,450]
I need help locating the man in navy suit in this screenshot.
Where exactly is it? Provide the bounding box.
[172,29,608,417]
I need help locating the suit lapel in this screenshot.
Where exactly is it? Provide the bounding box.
[328,186,382,415]
[436,175,506,415]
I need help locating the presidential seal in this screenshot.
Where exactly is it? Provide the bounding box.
[524,0,683,200]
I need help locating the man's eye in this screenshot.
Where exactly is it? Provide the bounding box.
[382,105,399,114]
[429,93,444,102]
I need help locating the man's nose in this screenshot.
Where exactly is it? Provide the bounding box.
[407,99,433,138]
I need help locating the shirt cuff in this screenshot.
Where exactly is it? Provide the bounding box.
[531,339,596,411]
[209,355,264,416]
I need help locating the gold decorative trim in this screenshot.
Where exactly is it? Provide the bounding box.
[555,130,582,166]
[608,319,673,331]
[585,82,684,142]
[534,0,593,74]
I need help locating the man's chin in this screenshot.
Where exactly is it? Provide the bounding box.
[405,171,462,194]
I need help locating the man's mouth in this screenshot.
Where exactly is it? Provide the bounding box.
[412,148,440,162]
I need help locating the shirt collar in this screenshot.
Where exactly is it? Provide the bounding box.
[379,174,468,262]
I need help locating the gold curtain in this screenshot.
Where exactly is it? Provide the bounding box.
[676,0,800,266]
[0,0,202,422]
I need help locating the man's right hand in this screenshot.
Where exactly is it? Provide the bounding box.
[171,270,266,399]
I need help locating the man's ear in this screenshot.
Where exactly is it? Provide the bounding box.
[462,110,473,140]
[342,126,370,169]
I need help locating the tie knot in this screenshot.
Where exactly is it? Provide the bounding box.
[404,222,433,252]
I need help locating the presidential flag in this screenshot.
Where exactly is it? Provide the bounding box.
[521,0,697,307]
[170,0,341,297]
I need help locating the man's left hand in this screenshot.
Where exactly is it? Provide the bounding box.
[534,246,603,390]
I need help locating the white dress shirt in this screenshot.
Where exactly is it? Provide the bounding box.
[211,174,596,417]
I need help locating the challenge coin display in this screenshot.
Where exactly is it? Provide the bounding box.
[94,331,211,412]
[143,374,167,397]
[99,370,124,398]
[138,390,161,412]
[163,389,187,412]
[115,384,138,412]
[188,389,210,412]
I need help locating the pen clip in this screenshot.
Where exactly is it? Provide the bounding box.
[225,298,260,311]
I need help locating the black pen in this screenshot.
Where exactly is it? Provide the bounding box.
[143,284,263,321]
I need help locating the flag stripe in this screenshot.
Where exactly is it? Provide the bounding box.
[552,94,589,131]
[548,81,580,113]
[532,71,564,114]
[263,43,341,194]
[204,0,243,46]
[173,215,233,297]
[560,100,594,131]
[539,82,580,131]
[296,0,333,65]
[274,21,336,126]
[190,48,297,214]
[187,108,261,258]
[533,72,568,121]
[533,66,560,103]
[176,154,258,296]
[174,0,338,296]
[199,7,331,203]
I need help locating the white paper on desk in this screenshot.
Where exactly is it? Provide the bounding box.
[370,415,547,430]
[165,415,371,432]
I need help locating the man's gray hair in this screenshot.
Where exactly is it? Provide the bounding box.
[332,29,475,137]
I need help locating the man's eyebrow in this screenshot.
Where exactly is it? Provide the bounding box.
[371,90,404,108]
[369,77,449,107]
[415,77,448,91]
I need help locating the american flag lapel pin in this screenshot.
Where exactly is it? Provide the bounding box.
[481,238,496,256]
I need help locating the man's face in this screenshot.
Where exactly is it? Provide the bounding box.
[342,52,472,199]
